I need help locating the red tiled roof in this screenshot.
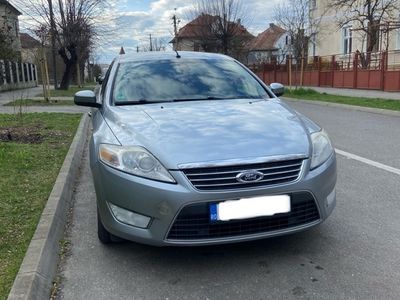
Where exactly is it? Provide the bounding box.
[249,23,286,51]
[176,14,254,39]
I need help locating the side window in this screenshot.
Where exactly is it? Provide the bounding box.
[100,61,114,102]
[342,26,352,55]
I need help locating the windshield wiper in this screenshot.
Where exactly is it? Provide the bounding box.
[173,96,233,102]
[115,99,163,106]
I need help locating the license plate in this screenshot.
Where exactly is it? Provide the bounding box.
[210,195,291,222]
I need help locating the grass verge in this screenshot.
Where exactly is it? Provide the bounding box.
[38,85,96,97]
[4,99,74,106]
[283,88,400,111]
[0,113,81,300]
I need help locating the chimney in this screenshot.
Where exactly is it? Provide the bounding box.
[270,23,275,28]
[237,18,241,25]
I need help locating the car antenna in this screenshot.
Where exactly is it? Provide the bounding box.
[175,50,181,58]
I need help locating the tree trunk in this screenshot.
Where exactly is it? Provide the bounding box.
[58,44,77,90]
[59,60,73,89]
[80,62,86,84]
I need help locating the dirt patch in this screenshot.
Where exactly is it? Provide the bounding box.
[0,125,44,144]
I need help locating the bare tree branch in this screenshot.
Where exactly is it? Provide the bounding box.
[14,0,113,89]
[184,0,253,60]
[273,0,324,60]
[328,0,398,61]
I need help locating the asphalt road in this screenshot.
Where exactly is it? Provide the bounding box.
[56,101,400,300]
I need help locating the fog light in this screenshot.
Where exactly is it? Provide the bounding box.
[109,203,151,228]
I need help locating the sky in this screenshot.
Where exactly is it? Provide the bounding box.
[16,0,282,64]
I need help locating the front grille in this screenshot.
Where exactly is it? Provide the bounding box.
[181,159,304,191]
[167,192,320,241]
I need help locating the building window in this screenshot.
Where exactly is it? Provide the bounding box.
[369,21,380,52]
[342,26,352,54]
[309,0,316,10]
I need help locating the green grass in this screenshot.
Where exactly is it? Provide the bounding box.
[283,88,400,111]
[0,113,81,300]
[38,85,95,97]
[4,99,74,106]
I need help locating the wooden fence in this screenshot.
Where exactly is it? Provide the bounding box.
[0,60,38,92]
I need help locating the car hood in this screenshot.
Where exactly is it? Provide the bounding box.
[104,99,311,169]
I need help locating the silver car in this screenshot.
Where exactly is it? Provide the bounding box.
[75,51,336,246]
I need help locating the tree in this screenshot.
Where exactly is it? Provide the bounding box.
[141,37,168,52]
[273,0,322,61]
[92,63,102,78]
[189,0,253,59]
[0,29,18,60]
[328,0,398,67]
[16,0,109,89]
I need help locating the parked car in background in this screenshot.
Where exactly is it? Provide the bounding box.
[75,51,337,246]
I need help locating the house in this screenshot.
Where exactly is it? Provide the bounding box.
[20,32,41,63]
[247,23,290,64]
[170,14,254,62]
[309,0,400,58]
[20,31,66,85]
[0,0,22,54]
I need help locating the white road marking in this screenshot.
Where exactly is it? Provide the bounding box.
[335,148,400,176]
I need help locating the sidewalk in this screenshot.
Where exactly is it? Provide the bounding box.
[0,86,44,105]
[0,105,88,114]
[302,86,400,100]
[0,85,81,113]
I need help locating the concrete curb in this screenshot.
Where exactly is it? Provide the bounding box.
[7,113,90,300]
[282,97,400,117]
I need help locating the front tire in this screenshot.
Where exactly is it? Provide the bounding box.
[97,209,124,244]
[97,210,113,244]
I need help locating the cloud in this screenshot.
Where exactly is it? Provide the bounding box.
[17,0,284,64]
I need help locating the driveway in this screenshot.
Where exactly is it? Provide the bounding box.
[56,101,400,299]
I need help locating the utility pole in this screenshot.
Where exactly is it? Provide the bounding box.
[172,8,179,50]
[172,14,178,36]
[47,0,58,89]
[149,34,153,51]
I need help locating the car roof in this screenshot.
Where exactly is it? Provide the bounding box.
[116,51,234,63]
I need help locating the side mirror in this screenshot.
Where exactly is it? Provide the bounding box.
[74,90,101,108]
[270,83,285,97]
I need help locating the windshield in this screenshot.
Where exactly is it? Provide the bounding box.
[112,58,270,105]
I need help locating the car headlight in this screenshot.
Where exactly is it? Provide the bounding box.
[99,144,175,183]
[310,130,334,169]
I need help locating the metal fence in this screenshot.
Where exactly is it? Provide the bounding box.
[249,50,400,92]
[0,60,38,92]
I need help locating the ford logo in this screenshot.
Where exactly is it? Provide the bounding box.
[236,170,264,183]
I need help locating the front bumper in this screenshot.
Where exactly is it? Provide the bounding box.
[92,154,336,246]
